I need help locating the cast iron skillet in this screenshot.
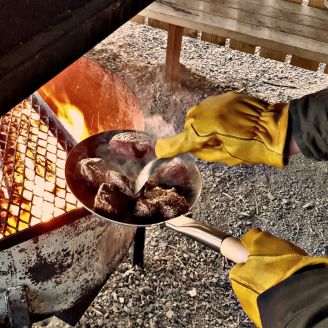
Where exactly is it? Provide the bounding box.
[65,130,248,259]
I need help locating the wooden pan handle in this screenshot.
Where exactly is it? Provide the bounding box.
[220,237,249,263]
[165,216,249,263]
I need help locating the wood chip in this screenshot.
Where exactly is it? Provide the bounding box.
[160,255,174,261]
[222,192,233,200]
[303,202,314,209]
[188,288,197,297]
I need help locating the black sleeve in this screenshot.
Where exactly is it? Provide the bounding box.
[289,88,328,160]
[257,267,328,328]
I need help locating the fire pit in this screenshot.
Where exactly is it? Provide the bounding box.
[0,57,144,327]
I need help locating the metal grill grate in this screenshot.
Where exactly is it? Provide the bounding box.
[0,95,79,238]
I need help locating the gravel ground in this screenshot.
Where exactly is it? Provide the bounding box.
[34,22,328,328]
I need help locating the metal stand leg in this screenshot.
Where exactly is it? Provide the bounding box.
[131,227,145,268]
[6,286,30,328]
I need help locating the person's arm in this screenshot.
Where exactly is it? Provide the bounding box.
[155,92,289,169]
[229,229,328,328]
[258,267,328,328]
[288,88,328,160]
[155,89,328,167]
[288,134,300,156]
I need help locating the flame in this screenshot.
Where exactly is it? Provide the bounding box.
[40,89,90,142]
[53,98,90,142]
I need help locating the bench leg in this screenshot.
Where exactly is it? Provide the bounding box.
[166,24,183,89]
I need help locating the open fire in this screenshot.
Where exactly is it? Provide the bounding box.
[0,55,142,240]
[41,90,90,142]
[0,57,144,327]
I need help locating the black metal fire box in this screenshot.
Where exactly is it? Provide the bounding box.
[0,0,153,116]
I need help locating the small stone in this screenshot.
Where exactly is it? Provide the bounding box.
[112,292,117,301]
[137,318,143,325]
[112,304,119,313]
[267,192,275,201]
[166,309,174,319]
[188,288,197,297]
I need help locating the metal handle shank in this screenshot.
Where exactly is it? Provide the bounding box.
[165,215,249,263]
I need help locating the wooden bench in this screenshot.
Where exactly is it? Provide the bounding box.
[132,0,328,87]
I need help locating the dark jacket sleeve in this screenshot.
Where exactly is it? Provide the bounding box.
[257,267,328,328]
[289,89,328,160]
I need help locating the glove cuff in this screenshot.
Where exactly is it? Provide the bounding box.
[259,102,289,169]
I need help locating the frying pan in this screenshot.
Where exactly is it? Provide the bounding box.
[65,130,248,263]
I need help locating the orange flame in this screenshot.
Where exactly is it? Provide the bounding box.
[39,87,90,142]
[51,95,90,142]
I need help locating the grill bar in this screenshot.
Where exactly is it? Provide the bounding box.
[0,95,80,240]
[32,93,78,152]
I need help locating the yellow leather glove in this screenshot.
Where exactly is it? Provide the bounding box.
[155,92,289,169]
[229,229,328,328]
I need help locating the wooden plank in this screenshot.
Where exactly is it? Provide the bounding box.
[308,0,328,9]
[290,56,320,71]
[159,0,328,43]
[201,32,226,46]
[148,18,170,31]
[166,24,183,87]
[260,48,287,62]
[230,39,256,54]
[130,15,145,24]
[183,28,198,38]
[191,0,328,21]
[241,0,327,18]
[141,1,328,63]
[147,18,197,38]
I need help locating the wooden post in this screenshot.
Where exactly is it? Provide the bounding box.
[230,39,256,54]
[290,56,320,71]
[201,32,226,46]
[166,24,184,89]
[260,48,287,62]
[308,0,328,9]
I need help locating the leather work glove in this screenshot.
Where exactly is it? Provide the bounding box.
[155,92,289,169]
[229,229,328,328]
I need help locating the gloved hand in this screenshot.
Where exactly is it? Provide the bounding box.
[229,229,328,328]
[155,92,289,169]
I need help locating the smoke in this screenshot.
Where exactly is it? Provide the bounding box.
[144,114,175,139]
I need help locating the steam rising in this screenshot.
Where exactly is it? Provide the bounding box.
[144,114,175,139]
